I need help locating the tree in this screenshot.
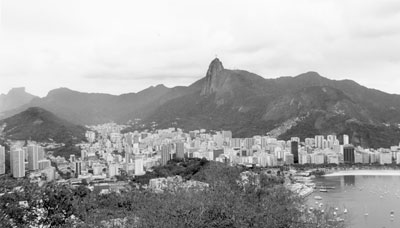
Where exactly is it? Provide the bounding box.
[0,161,347,228]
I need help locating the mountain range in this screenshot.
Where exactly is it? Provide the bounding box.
[1,58,400,148]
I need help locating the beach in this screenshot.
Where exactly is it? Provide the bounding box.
[324,169,400,177]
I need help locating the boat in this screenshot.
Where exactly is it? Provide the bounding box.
[363,204,368,216]
[314,196,322,200]
[344,208,348,214]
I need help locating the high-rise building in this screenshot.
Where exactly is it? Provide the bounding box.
[12,148,25,178]
[134,155,145,176]
[327,135,337,143]
[125,146,132,163]
[10,147,13,174]
[189,131,197,140]
[304,138,315,147]
[175,142,185,159]
[343,135,349,145]
[380,152,392,165]
[70,154,76,163]
[213,149,224,160]
[38,160,51,170]
[354,152,362,164]
[75,161,82,177]
[361,152,370,164]
[327,154,339,164]
[322,139,328,149]
[344,145,355,164]
[28,145,39,171]
[38,146,45,161]
[315,135,324,149]
[222,131,232,140]
[160,144,171,165]
[244,138,254,150]
[299,154,311,165]
[313,153,325,165]
[81,150,88,160]
[291,141,299,164]
[231,138,241,148]
[396,152,400,164]
[108,163,119,177]
[85,131,96,143]
[133,135,140,144]
[0,145,5,174]
[290,137,300,143]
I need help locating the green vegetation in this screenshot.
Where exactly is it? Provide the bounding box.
[50,143,81,160]
[279,111,400,149]
[0,161,345,228]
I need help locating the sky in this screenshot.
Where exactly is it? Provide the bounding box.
[1,0,400,97]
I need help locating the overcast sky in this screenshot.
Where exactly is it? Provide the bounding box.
[1,0,400,97]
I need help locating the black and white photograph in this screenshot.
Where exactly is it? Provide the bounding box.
[1,0,400,227]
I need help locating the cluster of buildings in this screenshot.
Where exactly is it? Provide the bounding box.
[0,143,56,180]
[148,175,209,193]
[2,122,400,183]
[73,123,400,181]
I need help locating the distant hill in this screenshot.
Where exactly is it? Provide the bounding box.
[0,107,87,144]
[2,59,400,148]
[0,87,37,113]
[1,84,182,125]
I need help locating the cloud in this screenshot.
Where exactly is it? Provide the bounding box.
[85,72,198,81]
[0,0,400,96]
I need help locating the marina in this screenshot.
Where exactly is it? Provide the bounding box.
[308,173,400,228]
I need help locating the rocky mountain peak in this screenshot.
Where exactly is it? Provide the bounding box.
[7,87,27,95]
[201,58,225,96]
[207,58,224,76]
[0,87,37,112]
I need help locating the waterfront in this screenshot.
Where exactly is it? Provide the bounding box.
[309,171,400,228]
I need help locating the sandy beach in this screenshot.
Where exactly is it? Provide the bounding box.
[324,170,400,177]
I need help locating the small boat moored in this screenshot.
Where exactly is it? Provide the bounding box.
[314,195,322,200]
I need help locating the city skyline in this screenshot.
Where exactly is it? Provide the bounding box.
[1,0,400,96]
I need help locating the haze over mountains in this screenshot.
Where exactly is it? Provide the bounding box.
[0,87,37,113]
[0,107,86,144]
[1,58,400,148]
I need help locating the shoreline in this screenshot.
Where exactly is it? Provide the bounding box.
[324,170,400,177]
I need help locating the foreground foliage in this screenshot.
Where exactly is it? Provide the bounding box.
[0,161,346,228]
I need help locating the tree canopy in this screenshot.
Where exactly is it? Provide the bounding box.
[0,161,346,228]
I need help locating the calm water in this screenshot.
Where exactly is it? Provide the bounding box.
[309,175,400,228]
